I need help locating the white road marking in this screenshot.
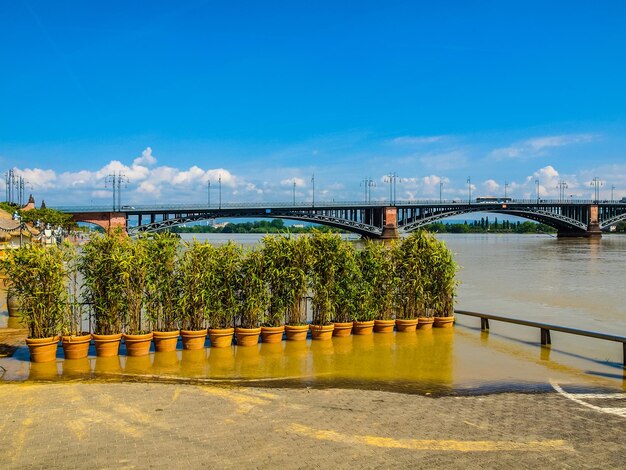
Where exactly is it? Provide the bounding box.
[551,381,626,418]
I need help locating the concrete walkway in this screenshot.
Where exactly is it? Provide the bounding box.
[1,382,625,469]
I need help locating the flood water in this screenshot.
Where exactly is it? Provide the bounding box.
[1,233,625,394]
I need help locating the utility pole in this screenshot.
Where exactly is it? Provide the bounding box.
[557,180,568,202]
[504,180,509,199]
[439,181,443,203]
[292,179,296,205]
[311,174,315,207]
[611,184,615,202]
[384,173,401,205]
[535,179,540,203]
[590,177,602,203]
[361,178,375,203]
[105,172,128,211]
[207,180,211,207]
[219,174,222,209]
[467,177,472,204]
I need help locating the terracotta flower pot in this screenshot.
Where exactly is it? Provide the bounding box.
[181,329,208,350]
[26,336,60,363]
[153,330,180,352]
[352,320,374,335]
[374,319,395,333]
[209,328,234,348]
[7,295,21,318]
[124,332,154,357]
[434,316,455,328]
[62,333,92,360]
[285,324,309,341]
[310,324,334,341]
[261,325,285,343]
[93,333,123,357]
[417,317,434,330]
[236,327,261,347]
[332,322,353,337]
[395,318,418,333]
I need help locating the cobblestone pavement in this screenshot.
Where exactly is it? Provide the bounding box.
[1,382,625,469]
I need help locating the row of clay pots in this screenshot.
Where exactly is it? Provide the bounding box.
[330,317,454,337]
[25,318,455,363]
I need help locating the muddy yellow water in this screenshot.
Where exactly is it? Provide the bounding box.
[1,326,624,394]
[2,233,625,393]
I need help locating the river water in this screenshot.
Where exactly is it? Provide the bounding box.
[1,233,625,393]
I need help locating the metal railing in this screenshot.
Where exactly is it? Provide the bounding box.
[54,199,626,213]
[455,309,626,367]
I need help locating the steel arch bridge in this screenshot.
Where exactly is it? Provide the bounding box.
[61,199,626,239]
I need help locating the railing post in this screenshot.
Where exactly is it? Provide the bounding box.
[481,318,489,331]
[540,328,551,345]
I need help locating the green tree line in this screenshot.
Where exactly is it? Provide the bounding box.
[170,219,342,234]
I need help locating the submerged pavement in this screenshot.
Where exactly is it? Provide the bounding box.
[0,382,625,469]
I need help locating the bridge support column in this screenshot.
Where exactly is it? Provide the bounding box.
[557,205,602,238]
[380,207,400,239]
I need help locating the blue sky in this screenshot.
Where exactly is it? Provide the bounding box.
[2,1,626,206]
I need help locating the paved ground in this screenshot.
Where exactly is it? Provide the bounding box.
[1,382,625,469]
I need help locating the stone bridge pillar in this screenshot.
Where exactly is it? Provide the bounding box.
[71,212,127,232]
[557,204,602,238]
[586,205,602,237]
[380,207,400,239]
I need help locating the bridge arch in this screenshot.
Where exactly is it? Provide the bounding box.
[128,212,383,238]
[72,212,127,232]
[399,207,587,235]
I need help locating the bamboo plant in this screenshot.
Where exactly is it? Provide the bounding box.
[355,240,397,321]
[207,241,242,329]
[394,231,457,318]
[238,248,268,328]
[79,230,128,335]
[331,239,359,323]
[177,240,213,331]
[120,236,149,335]
[144,233,180,331]
[262,234,310,326]
[64,245,86,336]
[308,231,344,326]
[422,236,457,317]
[1,243,68,339]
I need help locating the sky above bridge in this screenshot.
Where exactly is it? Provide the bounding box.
[2,1,626,206]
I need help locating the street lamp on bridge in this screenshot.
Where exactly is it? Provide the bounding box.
[361,178,375,203]
[590,177,602,203]
[535,179,540,203]
[557,180,568,202]
[384,173,401,205]
[467,177,472,204]
[219,174,222,209]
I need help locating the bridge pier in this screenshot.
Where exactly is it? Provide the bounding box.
[380,207,400,239]
[557,204,603,238]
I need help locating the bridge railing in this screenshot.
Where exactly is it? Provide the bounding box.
[56,198,624,213]
[455,309,626,367]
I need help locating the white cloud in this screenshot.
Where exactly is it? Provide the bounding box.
[483,179,500,193]
[490,134,595,160]
[280,177,306,187]
[14,168,57,189]
[392,135,445,145]
[133,147,157,166]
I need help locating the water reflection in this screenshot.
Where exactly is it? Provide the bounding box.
[152,350,180,374]
[29,361,60,380]
[94,355,122,375]
[62,358,92,378]
[181,349,207,376]
[124,355,152,375]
